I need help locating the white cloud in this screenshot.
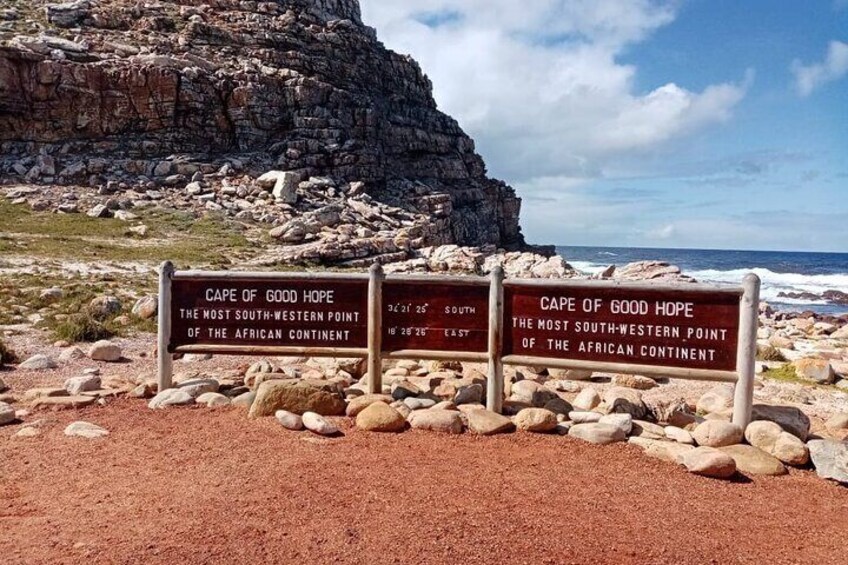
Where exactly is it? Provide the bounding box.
[359,0,749,184]
[791,40,848,97]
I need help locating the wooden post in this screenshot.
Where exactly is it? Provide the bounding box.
[157,261,175,393]
[367,263,384,394]
[732,273,760,429]
[487,266,505,413]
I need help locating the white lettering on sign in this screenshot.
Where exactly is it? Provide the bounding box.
[206,288,238,302]
[655,301,695,318]
[540,296,576,311]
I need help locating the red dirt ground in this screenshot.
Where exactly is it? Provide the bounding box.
[2,400,847,564]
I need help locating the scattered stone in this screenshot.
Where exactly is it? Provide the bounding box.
[302,412,339,436]
[681,447,737,479]
[792,358,835,384]
[58,346,86,363]
[745,420,809,466]
[64,375,101,395]
[569,423,627,445]
[88,340,122,362]
[543,397,573,415]
[692,420,744,448]
[408,410,463,434]
[598,413,633,436]
[19,354,58,371]
[195,392,231,407]
[129,383,155,399]
[825,413,848,431]
[148,389,194,409]
[631,437,695,463]
[356,402,406,432]
[64,421,109,439]
[664,426,695,445]
[131,296,159,321]
[602,387,647,419]
[391,379,422,400]
[0,377,7,394]
[572,387,601,411]
[611,374,657,390]
[630,420,666,440]
[718,445,787,476]
[232,391,257,408]
[0,402,15,425]
[455,383,483,405]
[696,385,734,415]
[751,404,810,441]
[14,426,41,438]
[569,411,602,424]
[275,410,304,430]
[177,378,219,398]
[514,408,557,433]
[88,295,121,319]
[466,410,515,435]
[345,394,394,417]
[404,397,437,411]
[808,440,848,485]
[31,395,96,409]
[249,380,346,418]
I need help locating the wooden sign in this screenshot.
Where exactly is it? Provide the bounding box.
[169,277,368,352]
[382,281,489,352]
[504,284,741,371]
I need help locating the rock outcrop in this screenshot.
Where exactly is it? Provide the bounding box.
[0,0,524,249]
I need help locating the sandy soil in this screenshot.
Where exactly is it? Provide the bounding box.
[2,400,847,565]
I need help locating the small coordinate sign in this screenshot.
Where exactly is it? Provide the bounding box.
[382,281,489,352]
[169,277,368,351]
[504,284,741,371]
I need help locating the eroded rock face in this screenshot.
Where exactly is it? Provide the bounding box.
[0,0,523,249]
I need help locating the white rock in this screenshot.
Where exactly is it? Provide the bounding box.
[572,387,601,411]
[568,423,626,445]
[19,354,58,371]
[87,340,122,362]
[664,426,695,445]
[64,375,101,395]
[177,378,219,398]
[64,421,109,439]
[692,420,744,447]
[568,411,602,424]
[58,346,86,363]
[302,412,339,436]
[275,410,304,430]
[598,413,633,436]
[195,392,231,407]
[148,388,195,409]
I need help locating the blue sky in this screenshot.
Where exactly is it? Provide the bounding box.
[360,0,848,252]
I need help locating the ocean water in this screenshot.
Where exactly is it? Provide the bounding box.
[557,246,848,316]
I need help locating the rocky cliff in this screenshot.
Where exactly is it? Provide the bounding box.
[0,0,524,253]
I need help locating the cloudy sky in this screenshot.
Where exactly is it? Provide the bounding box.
[359,0,848,252]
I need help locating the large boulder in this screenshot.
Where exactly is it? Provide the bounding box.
[572,387,601,411]
[692,420,744,448]
[681,447,737,479]
[355,402,406,432]
[744,421,809,466]
[249,380,345,418]
[466,410,515,435]
[345,393,394,417]
[750,404,810,441]
[808,440,848,485]
[514,408,557,433]
[569,423,626,445]
[408,410,463,434]
[602,387,647,419]
[719,445,787,476]
[88,340,122,362]
[792,358,835,384]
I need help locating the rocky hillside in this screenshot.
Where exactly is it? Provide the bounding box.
[0,0,524,260]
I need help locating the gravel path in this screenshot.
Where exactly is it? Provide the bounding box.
[2,401,847,564]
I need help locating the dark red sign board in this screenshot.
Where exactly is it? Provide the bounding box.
[169,278,368,352]
[504,284,741,371]
[382,281,489,353]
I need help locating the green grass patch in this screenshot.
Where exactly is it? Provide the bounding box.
[0,199,259,266]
